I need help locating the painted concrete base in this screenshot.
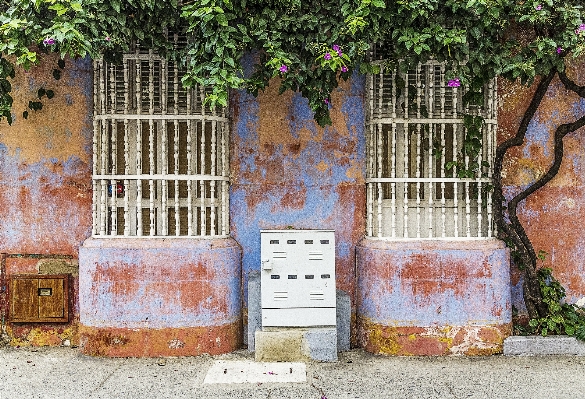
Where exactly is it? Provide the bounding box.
[504,335,585,356]
[356,238,512,356]
[79,323,241,357]
[78,238,242,357]
[255,327,338,362]
[247,271,351,353]
[358,319,512,356]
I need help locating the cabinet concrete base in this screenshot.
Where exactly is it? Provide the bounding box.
[255,327,337,362]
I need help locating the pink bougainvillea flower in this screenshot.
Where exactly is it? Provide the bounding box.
[341,66,348,73]
[105,36,111,41]
[448,78,461,88]
[279,64,288,73]
[324,98,329,105]
[557,47,563,54]
[576,24,585,34]
[332,44,342,56]
[535,4,542,10]
[324,53,332,60]
[43,38,55,46]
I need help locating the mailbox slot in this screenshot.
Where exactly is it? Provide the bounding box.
[9,275,69,323]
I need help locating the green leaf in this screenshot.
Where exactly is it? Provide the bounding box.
[111,0,121,13]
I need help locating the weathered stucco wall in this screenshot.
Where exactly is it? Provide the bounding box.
[0,54,93,346]
[499,59,585,314]
[230,73,366,333]
[78,238,242,357]
[356,239,511,355]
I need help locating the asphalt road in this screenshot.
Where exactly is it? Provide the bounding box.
[1,346,584,399]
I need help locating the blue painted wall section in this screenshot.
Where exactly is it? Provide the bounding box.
[230,72,366,319]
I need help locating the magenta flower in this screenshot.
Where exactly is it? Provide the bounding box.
[43,38,55,46]
[105,36,111,41]
[448,78,461,88]
[279,64,288,73]
[535,4,542,10]
[576,24,585,34]
[324,98,329,105]
[332,44,340,52]
[324,53,332,60]
[557,47,563,54]
[341,66,348,73]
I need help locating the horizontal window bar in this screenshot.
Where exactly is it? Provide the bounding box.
[94,174,229,181]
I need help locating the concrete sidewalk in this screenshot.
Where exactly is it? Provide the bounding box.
[1,347,585,399]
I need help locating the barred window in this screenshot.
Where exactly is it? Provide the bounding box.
[366,61,497,239]
[92,42,229,237]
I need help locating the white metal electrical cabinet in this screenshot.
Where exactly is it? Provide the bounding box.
[260,230,336,327]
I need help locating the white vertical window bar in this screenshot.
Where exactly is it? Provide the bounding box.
[199,86,207,236]
[173,60,180,236]
[99,62,108,236]
[186,119,197,236]
[110,63,118,236]
[415,64,422,238]
[187,89,193,236]
[464,124,471,238]
[452,84,459,237]
[487,79,496,237]
[390,70,397,238]
[222,121,229,235]
[135,58,143,236]
[161,57,168,236]
[427,66,434,238]
[366,73,375,237]
[92,60,99,236]
[439,65,447,237]
[148,51,156,236]
[403,69,409,238]
[123,59,130,236]
[210,108,217,236]
[376,68,384,237]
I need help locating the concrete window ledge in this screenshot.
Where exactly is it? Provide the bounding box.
[504,336,585,356]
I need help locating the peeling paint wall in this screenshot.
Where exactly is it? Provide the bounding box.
[499,60,585,313]
[230,72,366,329]
[0,54,92,346]
[78,238,242,357]
[356,239,512,355]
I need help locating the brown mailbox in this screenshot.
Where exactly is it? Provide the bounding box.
[10,275,69,323]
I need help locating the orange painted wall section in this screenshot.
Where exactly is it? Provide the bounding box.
[499,60,585,311]
[0,55,93,347]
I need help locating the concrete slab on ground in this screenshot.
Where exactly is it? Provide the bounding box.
[504,335,585,356]
[203,360,306,384]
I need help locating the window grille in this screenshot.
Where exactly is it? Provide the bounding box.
[92,41,230,237]
[366,61,497,239]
